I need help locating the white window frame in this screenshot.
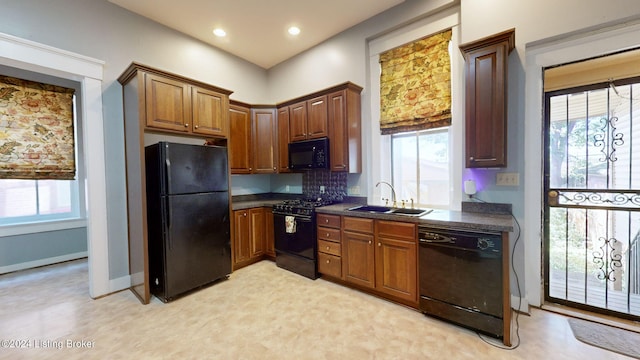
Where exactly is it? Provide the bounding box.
[0,89,87,235]
[389,127,451,209]
[367,7,463,210]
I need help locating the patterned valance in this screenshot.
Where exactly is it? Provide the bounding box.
[379,29,452,135]
[0,75,76,180]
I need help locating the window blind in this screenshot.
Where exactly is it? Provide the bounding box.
[379,29,452,135]
[0,75,76,180]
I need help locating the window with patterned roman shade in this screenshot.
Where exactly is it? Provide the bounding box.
[379,29,452,135]
[0,75,76,180]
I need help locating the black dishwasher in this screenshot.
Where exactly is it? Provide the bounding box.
[418,226,505,338]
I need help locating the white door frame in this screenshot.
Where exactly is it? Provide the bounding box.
[0,32,110,298]
[524,20,640,307]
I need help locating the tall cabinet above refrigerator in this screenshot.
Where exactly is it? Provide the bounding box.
[145,142,232,302]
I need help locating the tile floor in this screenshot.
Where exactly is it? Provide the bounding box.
[0,259,636,359]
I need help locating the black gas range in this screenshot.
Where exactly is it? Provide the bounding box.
[272,198,334,279]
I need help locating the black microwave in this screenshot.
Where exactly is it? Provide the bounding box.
[288,137,330,170]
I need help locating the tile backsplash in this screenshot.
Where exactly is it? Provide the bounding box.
[302,170,347,201]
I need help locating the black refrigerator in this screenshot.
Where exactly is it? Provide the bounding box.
[145,142,231,302]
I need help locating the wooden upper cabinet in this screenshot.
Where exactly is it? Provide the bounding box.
[328,85,362,173]
[306,95,328,139]
[192,86,228,137]
[252,108,278,173]
[289,96,329,142]
[289,101,307,142]
[460,29,515,168]
[145,73,191,132]
[122,63,232,138]
[229,102,252,174]
[277,107,290,173]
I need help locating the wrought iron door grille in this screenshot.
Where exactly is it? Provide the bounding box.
[544,79,640,320]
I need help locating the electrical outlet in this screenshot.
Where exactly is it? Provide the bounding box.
[496,172,520,186]
[320,185,325,194]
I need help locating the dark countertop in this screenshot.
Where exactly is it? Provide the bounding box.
[232,199,283,210]
[316,203,515,233]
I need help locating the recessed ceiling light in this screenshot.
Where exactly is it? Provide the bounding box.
[213,28,226,37]
[288,26,301,36]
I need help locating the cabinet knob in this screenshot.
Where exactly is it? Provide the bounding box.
[326,260,330,264]
[184,123,189,127]
[326,246,330,250]
[368,240,372,245]
[326,233,330,237]
[243,212,247,217]
[378,243,381,247]
[325,219,329,223]
[469,156,474,161]
[194,125,199,129]
[273,167,276,170]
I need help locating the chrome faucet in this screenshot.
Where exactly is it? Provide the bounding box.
[376,181,397,207]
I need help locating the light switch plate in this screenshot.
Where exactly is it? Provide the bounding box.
[496,172,519,186]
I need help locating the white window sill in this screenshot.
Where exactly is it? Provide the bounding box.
[0,218,87,237]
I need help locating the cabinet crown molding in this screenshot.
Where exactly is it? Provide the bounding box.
[459,28,515,55]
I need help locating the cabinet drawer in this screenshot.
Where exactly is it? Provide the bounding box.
[376,220,416,241]
[317,213,340,228]
[318,239,341,256]
[318,252,341,278]
[343,216,374,234]
[318,227,341,242]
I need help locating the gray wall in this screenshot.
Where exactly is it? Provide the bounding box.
[0,0,269,280]
[266,0,640,299]
[0,65,88,270]
[0,228,87,269]
[3,0,640,296]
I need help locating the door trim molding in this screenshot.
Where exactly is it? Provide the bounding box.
[524,18,640,307]
[0,32,110,298]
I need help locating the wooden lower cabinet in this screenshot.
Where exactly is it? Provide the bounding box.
[265,208,275,258]
[375,221,417,303]
[233,209,251,267]
[233,207,274,270]
[318,215,418,307]
[343,229,375,289]
[249,208,265,258]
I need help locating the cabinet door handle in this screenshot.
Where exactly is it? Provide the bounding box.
[194,125,199,129]
[368,240,372,245]
[243,212,247,217]
[184,123,189,127]
[378,243,381,247]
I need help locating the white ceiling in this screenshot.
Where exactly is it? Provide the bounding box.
[108,0,405,69]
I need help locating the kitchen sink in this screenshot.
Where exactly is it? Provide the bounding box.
[347,205,432,217]
[347,205,392,213]
[389,208,432,216]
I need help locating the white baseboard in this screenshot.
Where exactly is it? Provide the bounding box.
[511,295,530,314]
[0,251,88,274]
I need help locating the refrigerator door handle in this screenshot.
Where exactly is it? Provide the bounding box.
[165,197,172,250]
